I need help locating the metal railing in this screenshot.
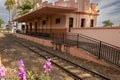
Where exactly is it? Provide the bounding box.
[51,33,120,67]
[17,32,120,67]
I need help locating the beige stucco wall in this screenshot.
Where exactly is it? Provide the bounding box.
[77,0,90,12]
[26,15,66,31]
[51,15,66,28]
[25,13,97,33]
[64,13,97,29]
[24,0,98,33]
[79,14,97,28]
[71,27,120,47]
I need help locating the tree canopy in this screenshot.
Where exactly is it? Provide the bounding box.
[102,20,114,27]
[17,0,34,15]
[0,19,4,28]
[5,0,15,11]
[5,0,15,24]
[32,0,42,5]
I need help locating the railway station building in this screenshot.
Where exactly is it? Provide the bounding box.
[13,0,99,36]
[13,0,120,68]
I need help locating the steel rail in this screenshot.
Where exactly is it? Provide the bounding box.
[12,35,111,80]
[15,38,82,80]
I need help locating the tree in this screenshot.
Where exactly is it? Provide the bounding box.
[33,0,42,5]
[17,0,42,16]
[102,20,114,27]
[0,19,4,28]
[5,0,15,27]
[17,0,34,15]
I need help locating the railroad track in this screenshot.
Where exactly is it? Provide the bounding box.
[11,34,111,80]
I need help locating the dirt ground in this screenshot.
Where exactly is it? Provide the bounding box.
[0,33,120,80]
[0,33,72,80]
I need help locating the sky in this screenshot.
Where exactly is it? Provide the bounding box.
[0,0,120,26]
[0,0,9,26]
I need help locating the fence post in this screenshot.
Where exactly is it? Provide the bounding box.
[62,33,64,43]
[117,50,120,66]
[98,41,102,59]
[52,33,54,41]
[77,34,79,48]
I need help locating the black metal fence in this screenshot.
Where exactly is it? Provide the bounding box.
[17,32,120,67]
[51,33,120,67]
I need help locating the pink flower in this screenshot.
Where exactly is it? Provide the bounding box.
[43,58,52,74]
[18,59,26,80]
[0,66,6,79]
